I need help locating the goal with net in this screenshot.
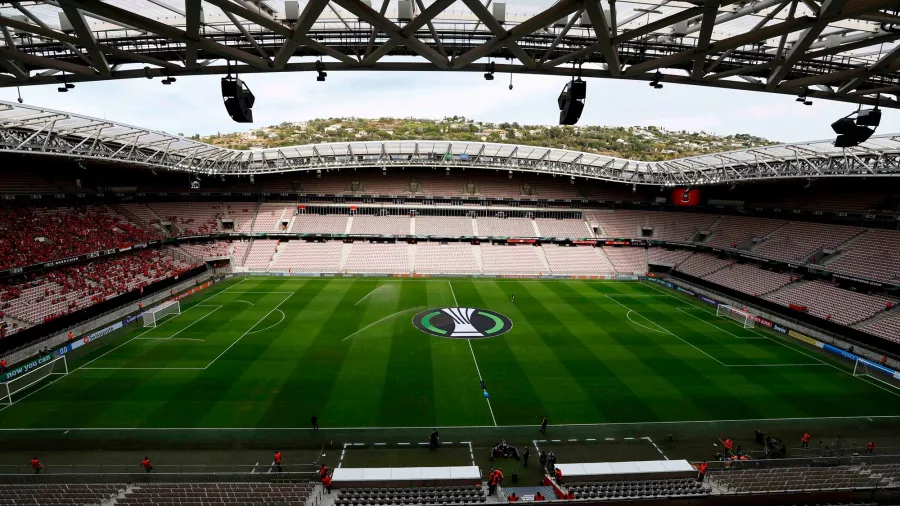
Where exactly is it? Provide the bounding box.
[140,300,181,328]
[716,305,757,328]
[852,358,900,391]
[0,355,68,405]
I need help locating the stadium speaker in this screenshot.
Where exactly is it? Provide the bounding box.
[221,77,255,123]
[832,106,880,148]
[558,79,586,125]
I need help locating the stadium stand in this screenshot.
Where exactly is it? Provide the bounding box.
[241,240,278,270]
[481,244,546,275]
[648,248,693,267]
[344,242,409,273]
[118,482,315,505]
[765,280,895,325]
[414,242,479,274]
[675,253,732,278]
[566,478,710,499]
[0,250,193,325]
[543,245,615,275]
[350,216,411,235]
[534,218,592,238]
[587,210,718,241]
[178,241,229,260]
[224,204,255,232]
[704,264,795,297]
[824,229,900,283]
[356,173,411,195]
[335,485,484,506]
[751,222,863,263]
[705,216,786,249]
[291,214,349,234]
[415,217,475,237]
[476,218,536,237]
[253,203,291,232]
[0,205,158,270]
[860,312,900,344]
[232,241,251,266]
[0,484,125,504]
[270,241,344,273]
[149,203,223,234]
[602,247,646,274]
[708,464,899,492]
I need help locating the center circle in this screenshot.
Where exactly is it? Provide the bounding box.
[412,307,513,339]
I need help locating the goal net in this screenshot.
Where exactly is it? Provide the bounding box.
[853,358,900,391]
[716,305,756,328]
[0,355,68,405]
[141,300,181,328]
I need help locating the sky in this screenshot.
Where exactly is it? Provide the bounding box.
[1,70,898,144]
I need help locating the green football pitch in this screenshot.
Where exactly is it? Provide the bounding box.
[2,276,900,438]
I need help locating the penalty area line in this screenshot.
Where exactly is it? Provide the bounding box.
[204,293,295,370]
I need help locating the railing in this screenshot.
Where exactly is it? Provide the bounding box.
[0,464,318,484]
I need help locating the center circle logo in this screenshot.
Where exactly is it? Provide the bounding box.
[413,307,513,339]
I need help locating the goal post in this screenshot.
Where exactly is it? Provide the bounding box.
[0,355,68,405]
[140,300,181,328]
[852,358,900,392]
[716,304,756,328]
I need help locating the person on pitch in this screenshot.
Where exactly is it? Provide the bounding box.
[430,429,440,450]
[510,294,515,303]
[540,416,548,434]
[523,447,530,468]
[311,414,319,431]
[141,456,154,473]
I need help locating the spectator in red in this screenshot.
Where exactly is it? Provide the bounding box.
[881,356,888,366]
[697,461,708,482]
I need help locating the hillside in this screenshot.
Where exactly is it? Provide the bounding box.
[198,116,776,161]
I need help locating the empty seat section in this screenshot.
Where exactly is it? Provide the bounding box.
[481,245,545,275]
[534,218,591,238]
[765,280,895,325]
[291,214,349,234]
[543,245,614,275]
[243,240,278,270]
[271,241,343,272]
[476,218,535,237]
[344,242,409,273]
[416,217,474,237]
[350,216,411,235]
[414,243,479,274]
[602,247,646,274]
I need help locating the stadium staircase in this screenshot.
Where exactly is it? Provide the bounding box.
[408,243,417,272]
[471,245,484,272]
[345,217,354,234]
[530,220,541,237]
[471,218,479,236]
[339,243,353,271]
[410,217,416,235]
[286,213,298,232]
[594,246,614,269]
[534,246,552,273]
[270,242,287,268]
[249,201,261,232]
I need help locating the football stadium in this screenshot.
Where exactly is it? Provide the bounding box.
[2,0,900,504]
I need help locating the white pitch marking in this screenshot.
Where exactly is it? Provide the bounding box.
[448,280,498,427]
[134,338,206,342]
[626,310,668,335]
[203,293,295,369]
[81,367,205,370]
[675,307,763,339]
[604,294,728,367]
[643,437,668,460]
[642,281,900,398]
[246,309,286,335]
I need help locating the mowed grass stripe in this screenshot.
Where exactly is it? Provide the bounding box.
[259,279,379,428]
[429,281,496,427]
[195,279,335,428]
[326,281,404,427]
[133,288,293,428]
[377,281,437,427]
[544,281,714,422]
[576,282,773,421]
[510,280,662,423]
[462,280,604,425]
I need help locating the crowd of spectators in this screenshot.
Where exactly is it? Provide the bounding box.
[0,249,195,329]
[0,206,159,271]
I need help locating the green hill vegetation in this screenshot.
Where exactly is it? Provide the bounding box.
[198,116,775,161]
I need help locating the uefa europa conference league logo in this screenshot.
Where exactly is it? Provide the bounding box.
[413,307,513,339]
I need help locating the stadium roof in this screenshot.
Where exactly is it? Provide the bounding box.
[0,0,899,108]
[1,99,899,185]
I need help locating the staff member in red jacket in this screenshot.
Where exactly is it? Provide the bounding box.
[31,457,44,474]
[801,432,811,448]
[697,461,708,482]
[322,473,333,493]
[274,451,282,473]
[141,457,153,473]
